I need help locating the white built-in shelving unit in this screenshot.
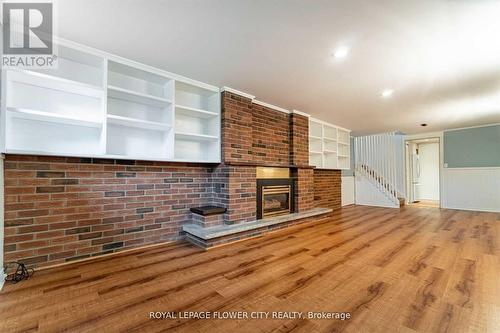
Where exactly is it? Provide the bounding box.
[1,39,221,163]
[309,117,351,170]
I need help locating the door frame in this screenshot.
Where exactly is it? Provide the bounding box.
[405,135,442,208]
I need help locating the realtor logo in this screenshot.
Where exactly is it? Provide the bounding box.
[2,1,57,68]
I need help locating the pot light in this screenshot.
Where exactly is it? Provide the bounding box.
[333,46,349,59]
[381,89,394,98]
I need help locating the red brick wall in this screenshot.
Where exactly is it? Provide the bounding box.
[221,92,253,163]
[290,113,309,166]
[221,92,305,167]
[224,166,256,224]
[313,169,341,210]
[210,165,256,224]
[251,103,290,166]
[3,155,213,267]
[294,168,315,212]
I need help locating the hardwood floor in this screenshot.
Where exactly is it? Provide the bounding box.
[1,205,499,333]
[409,200,440,208]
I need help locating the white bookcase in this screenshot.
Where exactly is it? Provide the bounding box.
[0,39,221,163]
[309,118,351,170]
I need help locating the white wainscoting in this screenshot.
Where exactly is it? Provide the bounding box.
[442,167,500,212]
[355,174,399,208]
[341,176,355,206]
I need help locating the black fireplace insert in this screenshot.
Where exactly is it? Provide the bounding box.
[256,178,294,219]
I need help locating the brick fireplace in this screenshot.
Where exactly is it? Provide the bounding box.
[3,89,342,267]
[181,91,335,248]
[208,91,317,224]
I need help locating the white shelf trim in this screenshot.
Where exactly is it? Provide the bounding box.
[175,132,219,141]
[5,149,220,164]
[108,85,172,106]
[56,38,219,92]
[7,70,103,98]
[309,116,351,132]
[309,117,351,170]
[107,114,171,131]
[2,38,225,163]
[175,104,218,118]
[7,107,102,128]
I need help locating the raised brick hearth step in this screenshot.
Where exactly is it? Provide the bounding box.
[190,205,227,228]
[190,206,227,216]
[183,207,332,248]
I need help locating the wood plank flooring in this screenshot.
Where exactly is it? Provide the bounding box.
[1,205,499,333]
[409,200,440,208]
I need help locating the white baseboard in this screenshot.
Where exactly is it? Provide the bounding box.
[441,205,500,213]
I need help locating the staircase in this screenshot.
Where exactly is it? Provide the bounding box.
[354,132,406,208]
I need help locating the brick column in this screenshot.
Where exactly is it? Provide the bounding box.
[225,166,256,224]
[313,169,341,209]
[289,113,309,166]
[221,91,253,163]
[211,165,256,224]
[294,168,315,212]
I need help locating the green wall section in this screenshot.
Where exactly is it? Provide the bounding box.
[444,125,500,168]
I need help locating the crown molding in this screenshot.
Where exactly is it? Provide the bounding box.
[220,88,350,134]
[310,117,351,132]
[220,87,255,100]
[253,100,290,114]
[220,87,291,114]
[292,109,310,118]
[444,122,500,132]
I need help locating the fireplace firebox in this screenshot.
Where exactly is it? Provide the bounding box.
[257,178,294,219]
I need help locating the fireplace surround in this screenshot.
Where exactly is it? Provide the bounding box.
[256,179,294,219]
[256,167,294,219]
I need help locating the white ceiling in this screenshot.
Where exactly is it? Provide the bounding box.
[58,0,500,135]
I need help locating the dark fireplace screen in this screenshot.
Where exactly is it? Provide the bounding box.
[257,179,294,219]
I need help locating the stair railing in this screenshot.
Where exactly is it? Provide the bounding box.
[354,132,405,205]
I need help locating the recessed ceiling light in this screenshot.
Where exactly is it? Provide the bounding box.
[381,89,394,98]
[421,123,428,127]
[333,46,349,59]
